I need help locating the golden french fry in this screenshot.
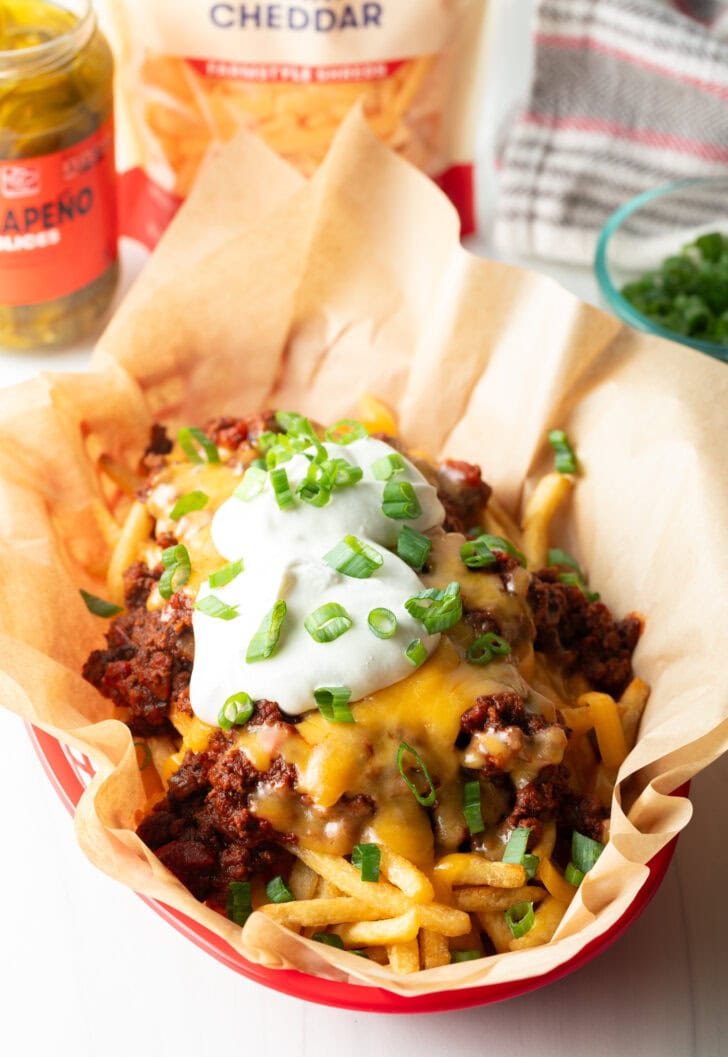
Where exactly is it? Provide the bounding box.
[419,928,450,969]
[106,500,153,604]
[477,910,513,954]
[508,895,567,951]
[261,897,382,928]
[618,677,649,749]
[386,938,421,975]
[434,854,526,889]
[291,847,412,915]
[521,472,574,569]
[336,909,420,947]
[415,903,471,937]
[580,691,629,768]
[560,705,595,735]
[453,884,547,913]
[537,858,578,905]
[379,846,435,904]
[531,820,557,863]
[288,860,318,902]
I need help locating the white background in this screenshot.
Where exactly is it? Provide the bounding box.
[1,3,726,1054]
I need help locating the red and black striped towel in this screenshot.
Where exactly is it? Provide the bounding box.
[494,0,728,264]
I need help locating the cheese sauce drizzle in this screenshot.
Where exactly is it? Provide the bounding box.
[190,436,446,721]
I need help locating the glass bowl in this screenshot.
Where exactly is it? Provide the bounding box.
[594,177,728,363]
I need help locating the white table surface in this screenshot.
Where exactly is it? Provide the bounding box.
[1,3,726,1055]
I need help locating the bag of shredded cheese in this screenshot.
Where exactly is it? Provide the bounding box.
[97,0,489,245]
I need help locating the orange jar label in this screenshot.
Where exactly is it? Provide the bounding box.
[0,119,117,307]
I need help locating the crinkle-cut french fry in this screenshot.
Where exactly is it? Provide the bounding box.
[336,909,420,947]
[537,858,578,905]
[261,897,383,928]
[386,938,421,975]
[288,860,318,902]
[477,910,513,954]
[580,691,629,768]
[531,820,557,863]
[521,472,574,570]
[560,705,595,735]
[357,393,398,436]
[107,500,153,604]
[379,847,435,903]
[453,884,547,913]
[419,928,450,969]
[434,854,526,889]
[508,895,566,951]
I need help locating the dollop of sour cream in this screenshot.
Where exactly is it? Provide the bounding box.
[189,436,445,721]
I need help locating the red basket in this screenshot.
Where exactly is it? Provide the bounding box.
[28,723,681,1014]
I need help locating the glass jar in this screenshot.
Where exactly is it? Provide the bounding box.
[0,0,118,350]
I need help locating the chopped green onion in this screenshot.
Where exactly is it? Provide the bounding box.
[397,741,436,807]
[298,461,332,507]
[548,429,578,474]
[234,465,267,502]
[405,638,427,667]
[547,547,579,571]
[461,533,526,568]
[270,466,295,510]
[463,780,485,835]
[367,607,398,639]
[133,740,152,771]
[177,426,220,465]
[304,602,353,643]
[370,452,406,480]
[208,559,244,589]
[451,950,481,963]
[404,581,462,634]
[564,862,585,887]
[159,544,191,600]
[504,900,535,939]
[170,490,208,520]
[558,572,600,603]
[548,549,600,602]
[466,632,511,666]
[312,932,345,949]
[195,594,239,621]
[265,876,294,903]
[351,843,381,882]
[275,410,315,437]
[381,479,422,520]
[325,419,369,445]
[79,589,123,618]
[250,457,267,471]
[246,600,287,662]
[397,526,432,571]
[227,881,252,926]
[523,854,540,881]
[323,535,383,579]
[325,457,363,490]
[218,692,254,731]
[314,686,355,723]
[503,826,531,865]
[571,831,604,874]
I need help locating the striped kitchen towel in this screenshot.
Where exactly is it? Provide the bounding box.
[494,0,728,264]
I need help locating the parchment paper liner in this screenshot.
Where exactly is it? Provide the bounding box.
[1,111,727,996]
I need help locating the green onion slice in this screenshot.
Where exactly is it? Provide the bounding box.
[397,526,432,571]
[304,602,353,643]
[312,932,345,949]
[270,466,295,510]
[463,779,485,835]
[504,900,535,939]
[503,826,532,865]
[265,876,294,903]
[367,607,397,639]
[246,601,287,663]
[564,862,585,887]
[314,686,355,723]
[405,638,427,667]
[234,465,267,502]
[227,881,252,926]
[351,843,381,882]
[170,490,208,521]
[370,452,406,480]
[218,692,254,731]
[194,594,239,621]
[548,548,600,602]
[451,950,481,963]
[404,581,462,634]
[275,410,316,437]
[397,741,436,807]
[133,740,152,771]
[79,589,123,618]
[466,632,511,666]
[548,429,578,474]
[571,831,604,874]
[177,426,220,465]
[325,457,363,490]
[323,535,383,579]
[159,544,192,600]
[208,559,244,589]
[461,533,526,568]
[298,461,332,508]
[324,419,369,445]
[381,479,422,520]
[523,854,540,882]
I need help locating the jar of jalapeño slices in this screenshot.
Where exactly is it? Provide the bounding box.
[0,0,118,350]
